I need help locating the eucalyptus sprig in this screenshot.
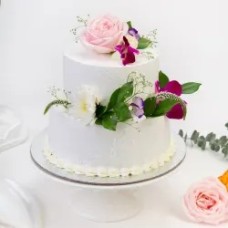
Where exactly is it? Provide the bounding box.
[179,123,228,158]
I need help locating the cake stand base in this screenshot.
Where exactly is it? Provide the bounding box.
[70,188,141,222]
[30,130,186,223]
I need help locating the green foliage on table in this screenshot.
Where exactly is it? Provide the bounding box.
[179,122,228,158]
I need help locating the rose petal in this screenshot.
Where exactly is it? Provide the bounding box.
[81,36,114,53]
[80,15,127,54]
[183,177,228,225]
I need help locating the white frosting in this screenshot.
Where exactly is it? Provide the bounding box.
[44,140,175,178]
[47,109,171,169]
[63,45,159,99]
[45,44,174,177]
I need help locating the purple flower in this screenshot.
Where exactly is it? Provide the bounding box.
[115,36,139,66]
[155,80,184,119]
[130,97,144,118]
[128,28,140,40]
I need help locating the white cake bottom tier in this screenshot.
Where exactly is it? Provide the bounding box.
[46,109,174,177]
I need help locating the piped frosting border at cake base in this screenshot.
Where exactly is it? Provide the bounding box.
[43,139,175,178]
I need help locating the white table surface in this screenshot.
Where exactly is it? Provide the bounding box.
[1,0,228,227]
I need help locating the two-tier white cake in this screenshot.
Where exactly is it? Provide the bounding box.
[43,14,190,177]
[44,45,174,177]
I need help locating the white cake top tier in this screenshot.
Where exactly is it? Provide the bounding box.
[64,44,157,68]
[63,45,159,98]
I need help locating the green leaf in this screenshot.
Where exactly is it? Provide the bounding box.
[197,136,206,150]
[184,134,188,143]
[114,103,131,122]
[127,21,132,29]
[101,112,118,131]
[44,100,71,115]
[219,136,228,146]
[144,97,156,117]
[152,99,178,117]
[137,37,152,49]
[95,104,106,118]
[95,118,102,125]
[191,130,200,144]
[107,81,133,110]
[222,146,228,156]
[159,71,169,88]
[155,92,187,119]
[206,132,216,142]
[178,129,184,138]
[225,123,228,129]
[182,82,201,94]
[215,145,220,152]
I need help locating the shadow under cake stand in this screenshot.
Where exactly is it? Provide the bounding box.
[30,130,186,223]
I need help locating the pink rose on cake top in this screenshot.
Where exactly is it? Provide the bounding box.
[183,171,228,225]
[81,14,128,54]
[72,14,157,65]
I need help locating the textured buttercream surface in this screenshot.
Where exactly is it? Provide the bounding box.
[44,140,175,178]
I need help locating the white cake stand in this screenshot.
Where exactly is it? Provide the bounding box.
[30,130,186,223]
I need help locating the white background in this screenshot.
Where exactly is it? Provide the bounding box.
[0,0,228,227]
[1,0,228,131]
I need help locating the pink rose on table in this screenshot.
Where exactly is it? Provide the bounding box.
[183,177,228,225]
[81,14,128,54]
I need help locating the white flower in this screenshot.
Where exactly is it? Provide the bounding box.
[69,86,101,125]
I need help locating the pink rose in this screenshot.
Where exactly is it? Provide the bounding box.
[81,14,128,54]
[183,177,228,225]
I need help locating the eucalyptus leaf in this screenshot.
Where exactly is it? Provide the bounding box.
[222,146,228,156]
[191,130,200,144]
[144,97,156,117]
[184,134,188,143]
[180,124,228,159]
[182,82,201,94]
[137,37,152,49]
[197,136,206,150]
[179,129,184,138]
[159,71,169,88]
[225,123,228,129]
[219,136,228,146]
[206,132,216,142]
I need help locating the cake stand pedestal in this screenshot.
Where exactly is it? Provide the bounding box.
[30,131,186,222]
[69,188,141,222]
